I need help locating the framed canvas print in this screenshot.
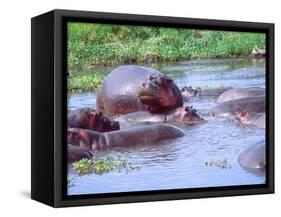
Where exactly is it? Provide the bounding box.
[31,9,274,207]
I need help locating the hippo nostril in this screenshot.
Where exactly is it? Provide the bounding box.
[111,121,120,130]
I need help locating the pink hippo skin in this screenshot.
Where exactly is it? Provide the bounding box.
[235,111,265,128]
[115,106,203,124]
[67,124,185,151]
[68,107,120,132]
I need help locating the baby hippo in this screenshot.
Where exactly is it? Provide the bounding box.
[235,111,265,128]
[68,144,92,162]
[68,107,120,132]
[115,106,204,124]
[67,124,185,151]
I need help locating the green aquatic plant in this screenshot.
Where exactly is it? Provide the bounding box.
[72,156,141,176]
[205,158,232,169]
[68,72,105,92]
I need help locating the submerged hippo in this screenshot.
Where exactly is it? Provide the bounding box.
[68,144,93,162]
[67,124,184,151]
[115,106,203,124]
[235,111,265,128]
[238,140,265,175]
[210,96,265,117]
[96,65,183,116]
[68,108,120,132]
[181,86,232,98]
[217,87,265,103]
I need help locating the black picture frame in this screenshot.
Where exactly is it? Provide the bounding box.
[31,9,274,207]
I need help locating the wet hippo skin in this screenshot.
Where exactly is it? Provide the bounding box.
[238,140,265,175]
[235,111,265,128]
[68,107,120,132]
[96,65,183,116]
[210,96,265,117]
[217,87,265,103]
[67,124,185,151]
[67,144,93,162]
[115,106,203,124]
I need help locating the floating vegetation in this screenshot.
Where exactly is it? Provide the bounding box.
[205,158,232,169]
[72,156,141,176]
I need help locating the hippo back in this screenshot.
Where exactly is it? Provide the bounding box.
[211,96,265,116]
[97,65,161,116]
[238,140,265,174]
[217,87,265,103]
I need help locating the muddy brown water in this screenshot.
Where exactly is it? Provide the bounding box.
[67,58,265,195]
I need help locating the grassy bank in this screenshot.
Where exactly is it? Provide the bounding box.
[67,22,265,92]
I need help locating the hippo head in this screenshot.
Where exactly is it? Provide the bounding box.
[235,111,250,124]
[138,73,183,113]
[169,106,204,123]
[67,128,101,151]
[180,86,201,97]
[68,108,120,132]
[93,111,120,132]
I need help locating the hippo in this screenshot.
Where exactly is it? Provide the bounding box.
[115,106,204,124]
[251,48,266,59]
[238,140,265,175]
[68,144,93,162]
[68,108,120,132]
[217,87,265,103]
[210,96,265,117]
[67,124,185,151]
[181,86,232,98]
[96,65,183,116]
[235,111,265,128]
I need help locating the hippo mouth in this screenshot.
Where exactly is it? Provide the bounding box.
[138,87,160,105]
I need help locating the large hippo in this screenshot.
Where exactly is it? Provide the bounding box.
[96,65,183,116]
[217,87,265,103]
[181,86,232,98]
[68,144,93,162]
[68,108,120,132]
[210,96,265,117]
[235,111,265,128]
[67,124,184,151]
[238,140,265,175]
[115,106,203,124]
